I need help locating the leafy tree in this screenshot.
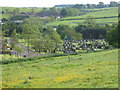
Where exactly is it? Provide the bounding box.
[97,2,105,8]
[72,4,85,9]
[31,27,62,53]
[13,8,20,15]
[60,8,80,17]
[109,1,118,7]
[60,8,69,17]
[84,16,96,27]
[23,17,44,31]
[87,4,95,9]
[49,7,60,17]
[10,29,18,49]
[2,39,8,54]
[21,23,40,57]
[2,21,18,37]
[56,25,82,40]
[106,25,118,47]
[43,27,63,53]
[75,25,107,39]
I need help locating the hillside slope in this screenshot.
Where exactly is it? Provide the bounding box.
[47,7,118,26]
[2,49,118,88]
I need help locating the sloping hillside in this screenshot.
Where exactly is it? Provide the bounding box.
[2,49,118,88]
[47,7,118,26]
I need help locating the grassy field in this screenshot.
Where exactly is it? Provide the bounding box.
[61,7,118,20]
[0,54,18,60]
[47,18,118,27]
[47,7,118,26]
[2,49,118,88]
[1,7,42,19]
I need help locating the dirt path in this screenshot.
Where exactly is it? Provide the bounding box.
[7,39,45,57]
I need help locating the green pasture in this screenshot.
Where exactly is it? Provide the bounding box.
[2,49,118,88]
[47,7,118,26]
[61,7,118,20]
[47,17,118,27]
[1,7,42,19]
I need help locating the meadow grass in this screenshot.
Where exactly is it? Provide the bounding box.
[2,49,118,88]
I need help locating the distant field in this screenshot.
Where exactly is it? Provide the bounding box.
[47,17,118,27]
[47,7,118,26]
[1,7,42,19]
[2,7,42,13]
[2,49,118,88]
[61,7,118,20]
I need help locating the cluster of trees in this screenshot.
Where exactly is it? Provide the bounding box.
[56,25,82,40]
[37,7,80,18]
[1,13,119,56]
[106,22,119,48]
[2,17,63,54]
[64,1,118,9]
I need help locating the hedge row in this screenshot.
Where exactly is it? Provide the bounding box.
[1,52,78,65]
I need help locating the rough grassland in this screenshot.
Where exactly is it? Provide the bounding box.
[2,49,118,88]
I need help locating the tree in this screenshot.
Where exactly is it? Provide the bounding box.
[56,25,82,40]
[10,29,18,49]
[23,17,44,31]
[106,25,118,47]
[21,23,40,57]
[109,1,118,7]
[2,21,18,37]
[31,8,35,15]
[84,16,96,27]
[60,8,68,17]
[43,27,63,53]
[13,8,20,15]
[75,25,107,39]
[49,7,60,17]
[31,27,62,53]
[97,2,105,8]
[86,4,96,9]
[72,4,85,9]
[60,8,80,17]
[68,8,80,16]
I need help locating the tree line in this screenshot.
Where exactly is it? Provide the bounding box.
[2,15,119,56]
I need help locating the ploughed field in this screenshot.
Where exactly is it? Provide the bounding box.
[2,49,118,88]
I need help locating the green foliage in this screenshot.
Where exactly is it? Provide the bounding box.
[1,52,78,64]
[31,27,62,53]
[75,25,107,39]
[10,29,18,49]
[106,24,119,47]
[84,16,96,27]
[10,15,30,21]
[12,8,20,15]
[56,25,82,40]
[60,8,80,17]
